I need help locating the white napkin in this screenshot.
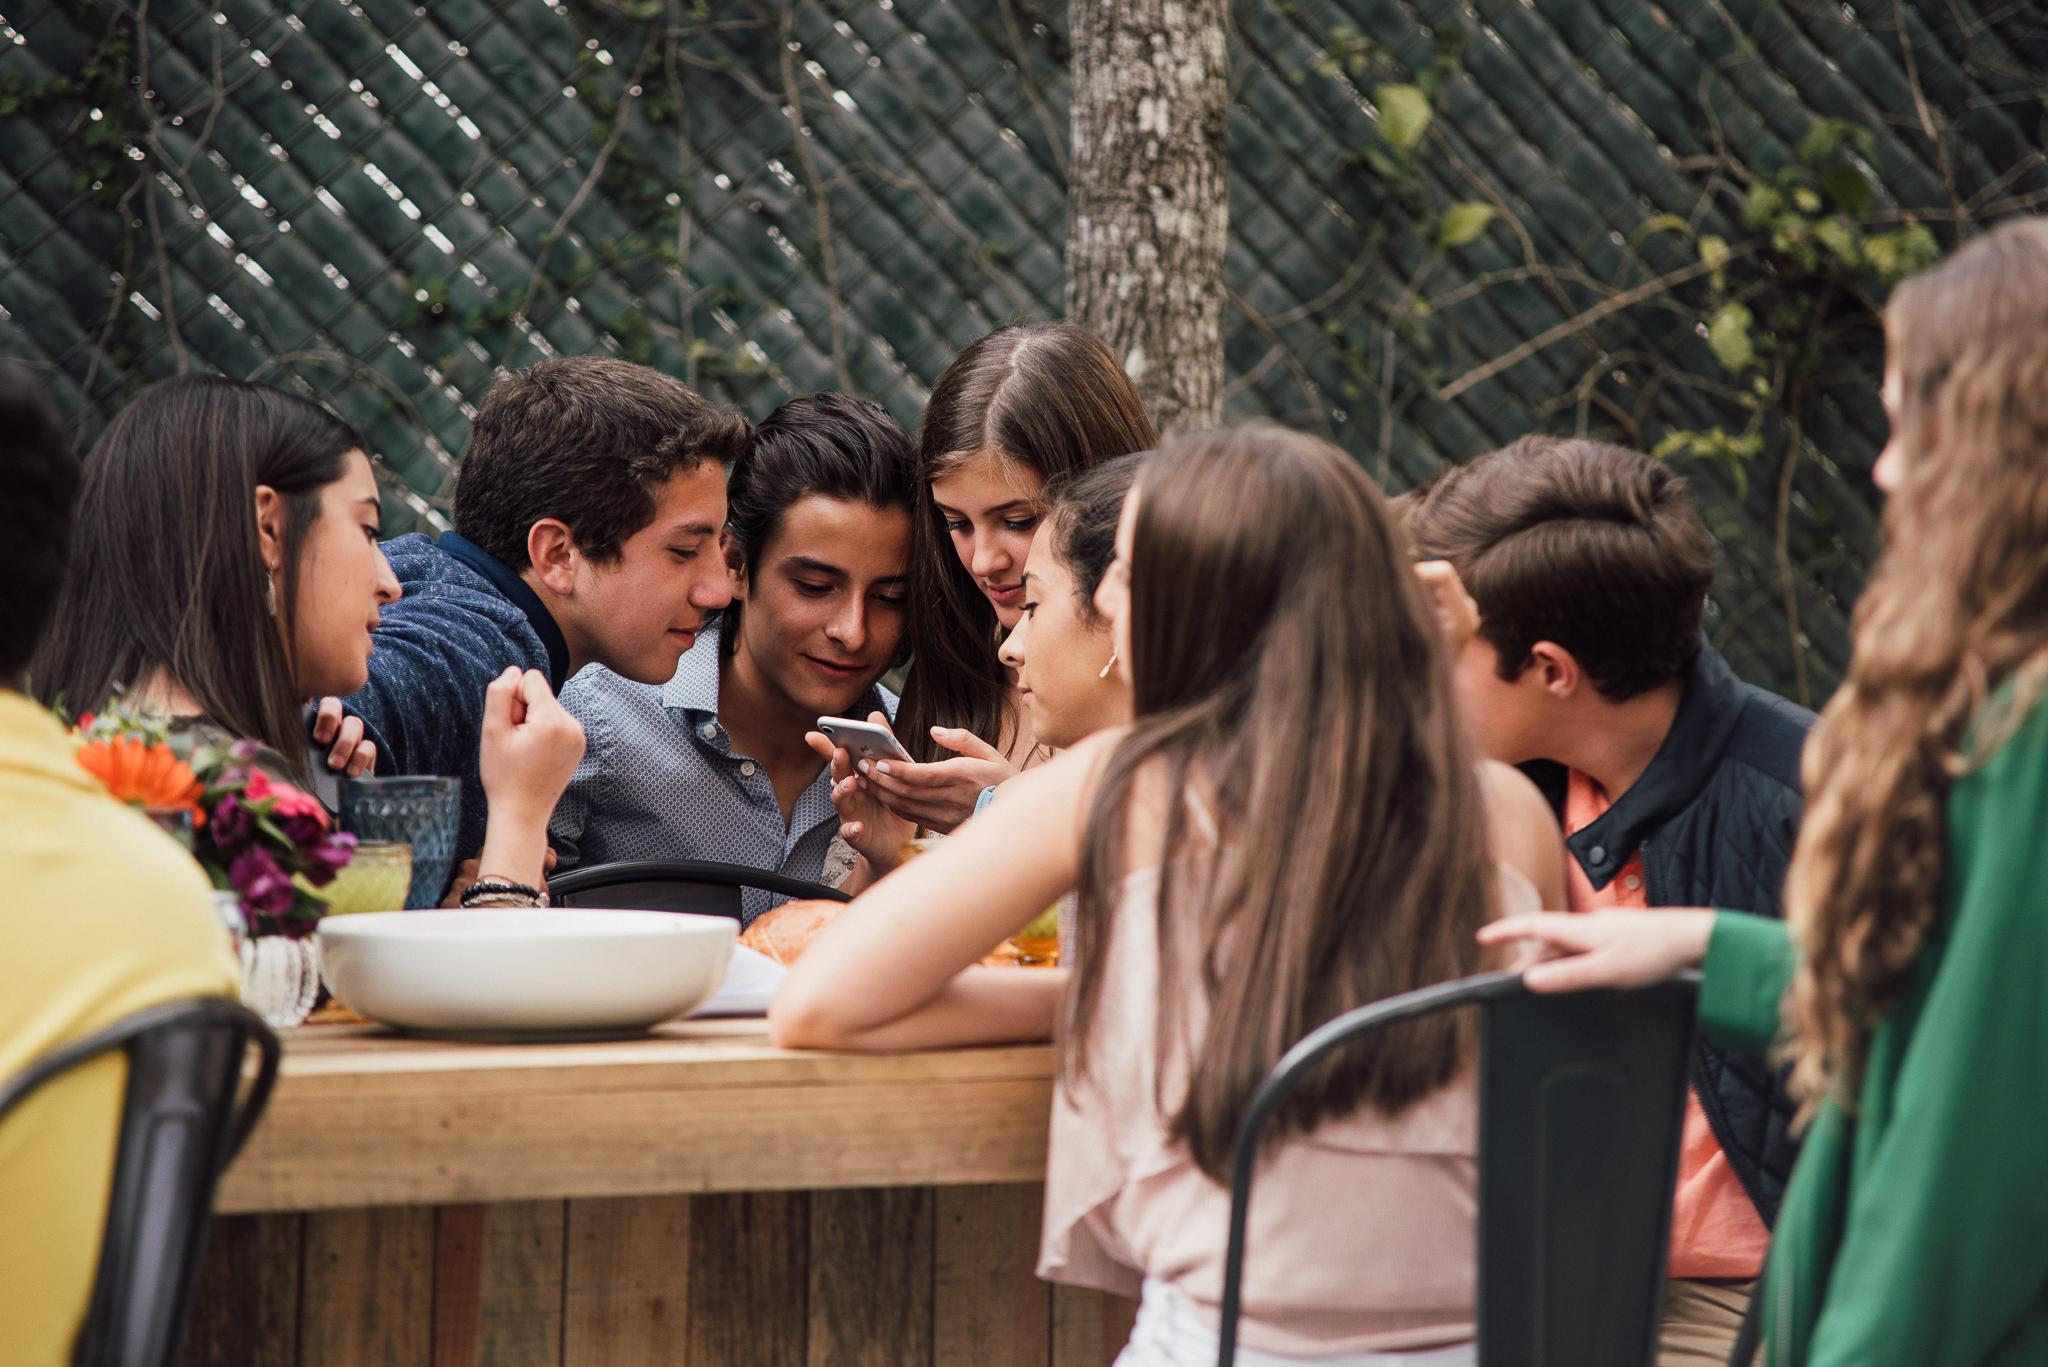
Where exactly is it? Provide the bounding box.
[687,944,788,1018]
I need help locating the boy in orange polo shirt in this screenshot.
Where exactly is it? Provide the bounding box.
[1404,436,1813,1364]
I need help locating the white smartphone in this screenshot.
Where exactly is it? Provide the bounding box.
[815,716,913,764]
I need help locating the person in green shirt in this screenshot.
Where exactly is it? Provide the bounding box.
[1480,216,2048,1366]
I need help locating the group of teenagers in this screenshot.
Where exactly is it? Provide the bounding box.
[6,215,2048,1367]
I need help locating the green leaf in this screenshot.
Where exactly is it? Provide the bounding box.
[1864,224,1940,286]
[1375,83,1431,151]
[1708,301,1757,375]
[1814,216,1862,269]
[1437,201,1496,251]
[1651,426,1766,500]
[1797,117,1874,166]
[1744,183,1783,228]
[1697,233,1731,291]
[1792,186,1823,215]
[1822,165,1872,215]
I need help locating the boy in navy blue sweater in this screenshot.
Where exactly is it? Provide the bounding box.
[338,357,748,870]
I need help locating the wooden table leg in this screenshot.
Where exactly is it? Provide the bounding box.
[1053,1284,1139,1367]
[188,1184,1126,1367]
[433,1201,565,1367]
[934,1184,1050,1367]
[179,1212,304,1367]
[686,1191,811,1367]
[810,1187,936,1367]
[564,1195,690,1367]
[300,1206,434,1367]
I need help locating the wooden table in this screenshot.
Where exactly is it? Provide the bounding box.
[179,1019,1133,1367]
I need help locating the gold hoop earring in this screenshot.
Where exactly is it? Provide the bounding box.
[1099,650,1119,679]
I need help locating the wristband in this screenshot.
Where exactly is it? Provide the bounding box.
[460,876,547,908]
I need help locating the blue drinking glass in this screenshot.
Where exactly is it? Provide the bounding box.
[339,776,462,909]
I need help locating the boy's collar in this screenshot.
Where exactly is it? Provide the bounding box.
[1560,642,1750,890]
[436,532,570,693]
[662,618,894,740]
[662,618,724,719]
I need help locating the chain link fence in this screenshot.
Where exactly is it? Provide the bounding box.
[3,0,2044,703]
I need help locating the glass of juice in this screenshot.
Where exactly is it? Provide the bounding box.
[319,841,413,916]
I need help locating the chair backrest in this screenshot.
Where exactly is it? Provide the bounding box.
[548,858,852,919]
[0,996,280,1367]
[1217,970,1697,1367]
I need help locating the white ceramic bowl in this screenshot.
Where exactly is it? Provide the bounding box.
[318,908,737,1040]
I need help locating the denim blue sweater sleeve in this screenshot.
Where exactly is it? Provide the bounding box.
[342,535,553,863]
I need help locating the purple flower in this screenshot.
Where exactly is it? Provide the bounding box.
[229,846,295,917]
[229,738,265,764]
[278,811,328,850]
[301,831,358,888]
[211,793,253,847]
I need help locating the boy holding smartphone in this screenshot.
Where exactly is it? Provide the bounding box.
[550,394,914,924]
[1403,435,1814,1366]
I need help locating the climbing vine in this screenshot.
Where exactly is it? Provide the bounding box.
[7,0,2044,705]
[1238,0,2044,705]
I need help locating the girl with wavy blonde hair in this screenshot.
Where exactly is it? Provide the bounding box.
[1481,216,2048,1366]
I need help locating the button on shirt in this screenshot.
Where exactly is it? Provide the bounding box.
[549,622,897,925]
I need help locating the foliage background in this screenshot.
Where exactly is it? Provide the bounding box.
[2,0,2044,705]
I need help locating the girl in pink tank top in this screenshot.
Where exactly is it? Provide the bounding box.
[772,426,1561,1364]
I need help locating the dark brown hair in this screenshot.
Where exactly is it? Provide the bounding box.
[721,392,915,662]
[1048,452,1147,625]
[1785,218,2048,1116]
[31,376,362,775]
[0,362,79,682]
[454,356,750,569]
[897,324,1156,760]
[1403,436,1716,701]
[1064,425,1498,1183]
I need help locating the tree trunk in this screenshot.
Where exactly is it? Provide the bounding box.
[1065,0,1231,436]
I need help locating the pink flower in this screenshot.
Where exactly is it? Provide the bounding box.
[243,769,328,824]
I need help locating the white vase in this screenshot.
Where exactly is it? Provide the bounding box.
[241,934,322,1028]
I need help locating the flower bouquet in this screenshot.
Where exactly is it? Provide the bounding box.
[73,704,358,937]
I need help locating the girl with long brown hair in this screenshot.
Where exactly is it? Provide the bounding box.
[32,375,584,902]
[773,425,1561,1363]
[1481,217,2048,1365]
[843,322,1155,836]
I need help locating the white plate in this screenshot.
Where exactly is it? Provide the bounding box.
[318,908,736,1041]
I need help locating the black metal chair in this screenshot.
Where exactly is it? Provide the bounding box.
[547,857,852,919]
[0,996,280,1367]
[1218,969,1699,1367]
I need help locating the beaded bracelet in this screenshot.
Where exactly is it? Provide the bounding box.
[460,876,546,908]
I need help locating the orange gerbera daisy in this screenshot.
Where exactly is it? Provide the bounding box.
[75,736,207,826]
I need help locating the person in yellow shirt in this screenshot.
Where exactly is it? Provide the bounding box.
[0,362,239,1366]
